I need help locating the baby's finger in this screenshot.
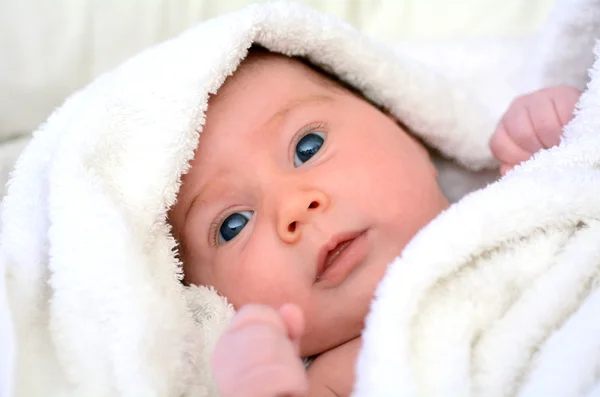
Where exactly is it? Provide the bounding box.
[502,104,545,154]
[490,122,532,167]
[212,306,307,397]
[279,304,305,351]
[216,358,307,397]
[552,86,580,127]
[231,358,308,397]
[528,94,563,149]
[500,164,513,176]
[228,304,287,335]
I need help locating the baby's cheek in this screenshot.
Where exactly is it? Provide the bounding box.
[216,252,310,310]
[180,242,211,287]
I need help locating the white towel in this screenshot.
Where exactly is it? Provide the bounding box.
[354,1,600,394]
[0,1,595,396]
[354,75,600,396]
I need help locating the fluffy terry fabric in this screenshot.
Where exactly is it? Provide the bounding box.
[354,3,600,397]
[0,0,598,396]
[355,72,600,397]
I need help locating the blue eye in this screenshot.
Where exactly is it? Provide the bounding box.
[218,211,253,244]
[294,132,325,167]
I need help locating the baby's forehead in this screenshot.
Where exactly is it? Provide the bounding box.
[192,48,371,177]
[190,58,340,184]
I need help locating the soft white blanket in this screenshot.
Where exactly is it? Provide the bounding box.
[1,1,598,396]
[356,64,600,397]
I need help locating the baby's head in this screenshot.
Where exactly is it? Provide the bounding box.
[169,47,449,356]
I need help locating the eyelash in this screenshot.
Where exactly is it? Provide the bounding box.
[290,121,328,162]
[209,208,241,247]
[210,121,329,247]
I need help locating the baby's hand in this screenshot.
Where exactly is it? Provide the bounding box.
[211,304,308,397]
[490,85,580,175]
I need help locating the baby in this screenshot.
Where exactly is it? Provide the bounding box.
[168,47,580,397]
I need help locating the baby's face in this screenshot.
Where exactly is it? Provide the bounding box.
[169,52,448,355]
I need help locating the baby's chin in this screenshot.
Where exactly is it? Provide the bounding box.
[299,249,396,356]
[300,328,362,358]
[299,301,369,357]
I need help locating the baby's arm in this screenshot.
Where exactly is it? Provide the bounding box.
[490,86,580,175]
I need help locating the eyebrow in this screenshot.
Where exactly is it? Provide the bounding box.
[264,94,334,129]
[186,173,235,223]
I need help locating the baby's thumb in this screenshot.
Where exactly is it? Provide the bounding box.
[278,304,304,350]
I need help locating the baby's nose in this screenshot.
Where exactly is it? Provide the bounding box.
[277,190,329,244]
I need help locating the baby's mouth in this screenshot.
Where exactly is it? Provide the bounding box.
[324,240,353,270]
[315,230,368,286]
